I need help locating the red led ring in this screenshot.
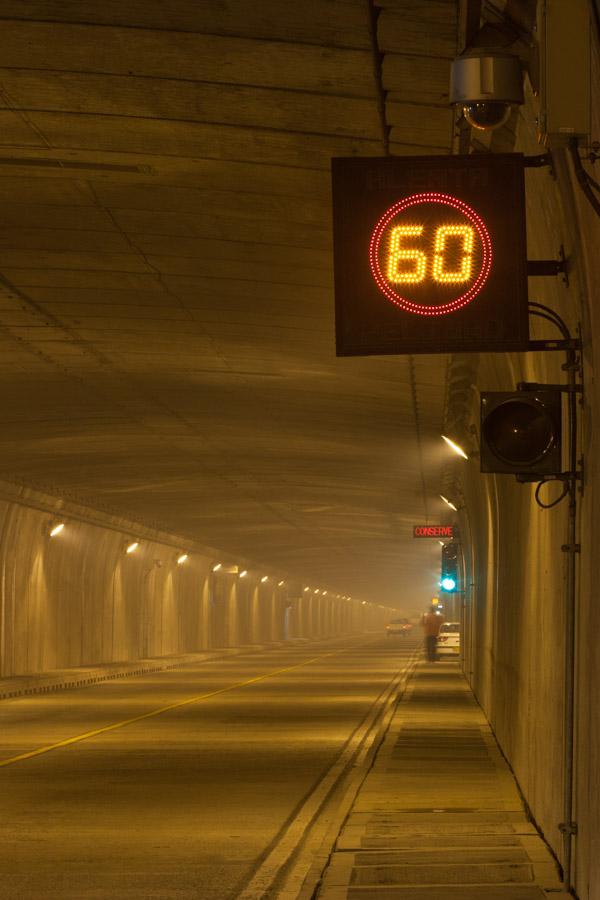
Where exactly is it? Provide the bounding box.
[369,192,492,316]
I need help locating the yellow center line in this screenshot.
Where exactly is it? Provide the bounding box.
[0,648,347,769]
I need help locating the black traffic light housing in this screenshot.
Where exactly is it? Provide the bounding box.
[480,390,562,478]
[441,542,459,593]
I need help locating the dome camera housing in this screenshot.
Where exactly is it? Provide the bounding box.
[450,52,524,131]
[462,101,513,131]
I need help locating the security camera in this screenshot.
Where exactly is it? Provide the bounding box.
[450,51,524,131]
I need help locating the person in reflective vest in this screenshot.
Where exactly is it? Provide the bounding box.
[421,606,445,662]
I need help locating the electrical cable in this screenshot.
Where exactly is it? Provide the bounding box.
[534,479,569,509]
[528,300,571,340]
[529,309,569,338]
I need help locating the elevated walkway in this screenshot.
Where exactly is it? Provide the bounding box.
[315,661,568,900]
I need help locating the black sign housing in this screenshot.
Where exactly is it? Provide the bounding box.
[332,154,529,356]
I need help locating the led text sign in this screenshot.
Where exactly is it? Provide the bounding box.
[332,154,529,355]
[413,525,455,539]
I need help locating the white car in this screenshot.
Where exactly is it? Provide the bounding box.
[437,622,461,656]
[385,617,413,637]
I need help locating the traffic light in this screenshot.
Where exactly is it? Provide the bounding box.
[441,543,459,593]
[480,390,562,477]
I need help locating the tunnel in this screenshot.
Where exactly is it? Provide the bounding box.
[0,1,598,898]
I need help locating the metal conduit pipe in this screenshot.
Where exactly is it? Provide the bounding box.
[560,338,580,891]
[529,305,581,891]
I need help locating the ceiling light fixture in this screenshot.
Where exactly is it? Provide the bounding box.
[261,575,268,583]
[440,494,458,511]
[49,522,65,537]
[177,553,188,565]
[126,541,139,554]
[441,434,469,459]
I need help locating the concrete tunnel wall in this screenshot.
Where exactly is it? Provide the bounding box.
[0,482,391,678]
[443,40,600,899]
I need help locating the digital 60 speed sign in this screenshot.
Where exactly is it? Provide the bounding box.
[332,154,529,356]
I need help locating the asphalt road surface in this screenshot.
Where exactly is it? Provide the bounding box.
[0,634,419,900]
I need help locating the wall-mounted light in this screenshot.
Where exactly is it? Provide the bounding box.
[322,590,328,596]
[239,570,247,578]
[314,588,320,594]
[303,586,310,592]
[260,575,268,583]
[177,553,188,565]
[49,522,65,537]
[361,600,367,606]
[441,434,469,460]
[440,494,458,512]
[278,580,285,587]
[126,541,139,554]
[212,563,222,572]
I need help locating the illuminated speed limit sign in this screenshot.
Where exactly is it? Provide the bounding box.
[369,193,492,315]
[332,154,529,355]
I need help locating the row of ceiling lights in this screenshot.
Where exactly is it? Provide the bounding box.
[210,567,369,605]
[49,522,190,565]
[48,526,359,599]
[303,586,353,601]
[211,568,373,605]
[211,563,285,586]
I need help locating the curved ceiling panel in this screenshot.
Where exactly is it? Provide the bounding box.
[0,0,458,607]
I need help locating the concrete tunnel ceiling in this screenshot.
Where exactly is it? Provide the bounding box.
[0,1,458,608]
